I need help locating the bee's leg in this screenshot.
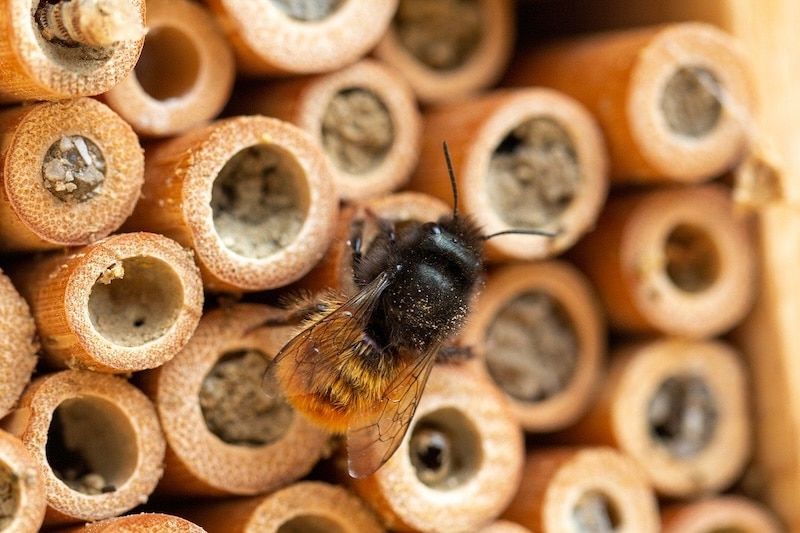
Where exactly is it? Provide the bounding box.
[349,218,365,271]
[261,293,332,327]
[437,345,474,364]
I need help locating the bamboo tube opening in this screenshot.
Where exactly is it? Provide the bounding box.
[271,0,344,21]
[661,67,723,138]
[277,515,344,533]
[199,349,294,446]
[0,431,46,531]
[485,291,579,402]
[46,397,138,495]
[409,407,481,490]
[661,497,782,533]
[664,224,721,293]
[572,490,622,532]
[488,117,581,229]
[647,375,718,458]
[34,0,144,49]
[0,460,20,529]
[134,27,200,102]
[322,88,394,176]
[394,0,482,71]
[211,144,308,260]
[42,135,106,203]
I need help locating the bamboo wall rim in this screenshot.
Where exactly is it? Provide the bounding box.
[0,429,46,532]
[0,268,37,419]
[62,513,207,532]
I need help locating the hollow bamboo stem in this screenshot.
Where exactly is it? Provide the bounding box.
[231,59,421,201]
[409,88,608,260]
[0,98,144,252]
[124,116,338,292]
[569,184,756,338]
[61,513,207,532]
[503,447,660,533]
[459,261,604,432]
[661,496,782,533]
[141,304,329,496]
[102,0,235,138]
[375,0,515,103]
[505,23,756,183]
[0,270,37,419]
[10,232,203,373]
[0,0,144,103]
[0,430,46,532]
[2,370,166,525]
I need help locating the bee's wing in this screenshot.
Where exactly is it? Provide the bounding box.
[264,271,393,401]
[345,345,438,478]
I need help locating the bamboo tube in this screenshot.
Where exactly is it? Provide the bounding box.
[0,430,46,532]
[0,98,144,252]
[124,116,338,292]
[0,0,145,103]
[560,338,749,498]
[409,89,607,260]
[0,270,37,419]
[102,0,235,138]
[61,513,206,532]
[10,232,203,373]
[205,0,396,75]
[141,304,330,496]
[479,520,532,533]
[183,481,382,533]
[348,365,523,532]
[503,447,660,533]
[661,496,781,533]
[570,185,755,338]
[231,60,421,201]
[301,191,450,293]
[2,370,166,525]
[459,261,604,433]
[506,23,756,183]
[375,0,514,104]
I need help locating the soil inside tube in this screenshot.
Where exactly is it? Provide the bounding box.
[661,66,723,138]
[647,375,718,458]
[42,135,106,203]
[0,462,19,530]
[572,491,621,533]
[271,0,343,21]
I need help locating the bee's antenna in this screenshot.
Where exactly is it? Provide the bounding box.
[483,228,559,240]
[442,141,458,219]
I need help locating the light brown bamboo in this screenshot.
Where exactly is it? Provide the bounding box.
[559,338,749,498]
[141,304,329,496]
[0,0,144,103]
[206,0,396,75]
[661,496,781,533]
[505,23,756,183]
[459,261,604,432]
[183,481,382,533]
[2,370,165,525]
[479,521,532,533]
[124,116,338,292]
[570,185,755,338]
[409,88,608,261]
[10,232,203,373]
[348,365,523,532]
[0,429,46,532]
[0,269,37,419]
[503,447,659,533]
[61,513,206,532]
[102,0,235,137]
[0,98,144,251]
[231,59,421,201]
[375,0,515,103]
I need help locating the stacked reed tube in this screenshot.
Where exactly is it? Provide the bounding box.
[0,0,786,531]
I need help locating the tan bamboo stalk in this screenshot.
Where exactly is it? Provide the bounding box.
[2,370,165,525]
[205,0,396,75]
[0,430,46,532]
[409,89,608,261]
[0,0,144,103]
[10,232,203,373]
[102,0,235,137]
[348,365,523,532]
[503,447,660,533]
[0,270,37,419]
[301,191,450,293]
[141,304,329,496]
[661,496,782,533]
[479,521,532,533]
[570,185,755,338]
[183,482,382,533]
[0,98,144,252]
[375,0,514,103]
[506,23,756,183]
[61,513,206,532]
[231,59,420,201]
[124,116,338,292]
[560,338,749,498]
[459,261,604,432]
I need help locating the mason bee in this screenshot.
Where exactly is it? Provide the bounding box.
[264,143,553,478]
